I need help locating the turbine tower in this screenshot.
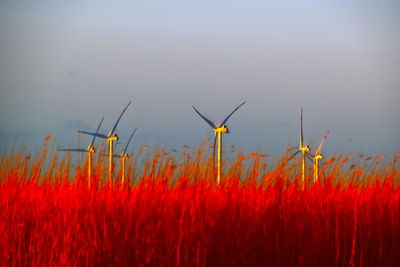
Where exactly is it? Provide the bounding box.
[79,101,132,186]
[192,101,246,184]
[58,117,104,188]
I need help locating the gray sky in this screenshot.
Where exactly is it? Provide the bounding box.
[0,0,399,154]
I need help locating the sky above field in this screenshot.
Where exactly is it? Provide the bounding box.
[0,0,399,155]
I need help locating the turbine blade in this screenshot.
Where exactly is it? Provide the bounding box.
[88,117,104,149]
[110,100,132,136]
[78,130,108,139]
[57,148,88,152]
[315,135,327,156]
[306,154,313,163]
[213,133,217,168]
[220,101,246,127]
[123,128,137,154]
[288,150,301,161]
[300,107,304,148]
[305,151,314,158]
[192,106,216,129]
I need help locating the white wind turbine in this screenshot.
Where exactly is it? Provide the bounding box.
[58,117,104,187]
[113,128,137,185]
[289,108,310,189]
[79,101,132,186]
[192,101,246,184]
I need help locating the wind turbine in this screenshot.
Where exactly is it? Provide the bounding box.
[113,128,137,185]
[79,100,132,186]
[58,117,104,188]
[289,108,310,189]
[311,131,329,183]
[192,101,246,184]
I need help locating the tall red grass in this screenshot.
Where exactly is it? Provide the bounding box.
[0,141,399,266]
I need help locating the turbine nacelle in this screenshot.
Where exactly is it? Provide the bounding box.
[107,134,119,142]
[299,145,310,152]
[214,125,228,134]
[315,154,323,160]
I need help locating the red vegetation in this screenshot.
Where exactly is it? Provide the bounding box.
[0,144,399,266]
[1,178,399,266]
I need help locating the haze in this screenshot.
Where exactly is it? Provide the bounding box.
[0,1,399,154]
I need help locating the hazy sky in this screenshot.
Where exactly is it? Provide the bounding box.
[0,1,399,154]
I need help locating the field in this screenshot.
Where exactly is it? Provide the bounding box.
[1,139,399,266]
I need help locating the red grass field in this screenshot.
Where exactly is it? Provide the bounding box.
[1,140,399,266]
